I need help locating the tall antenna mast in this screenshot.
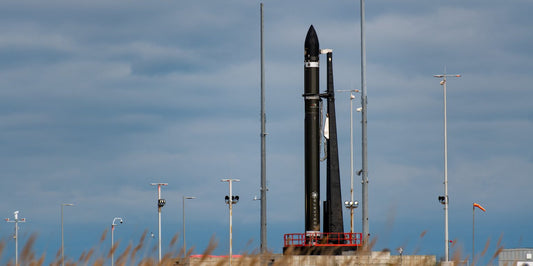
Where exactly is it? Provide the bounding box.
[360,0,370,244]
[259,2,268,256]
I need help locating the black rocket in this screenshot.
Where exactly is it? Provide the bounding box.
[303,25,321,234]
[303,25,344,237]
[282,24,353,255]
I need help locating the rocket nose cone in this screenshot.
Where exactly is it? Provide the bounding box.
[305,25,319,57]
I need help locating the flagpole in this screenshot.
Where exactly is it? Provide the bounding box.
[472,204,475,266]
[472,203,485,266]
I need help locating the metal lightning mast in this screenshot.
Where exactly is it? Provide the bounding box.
[259,2,268,256]
[360,0,369,243]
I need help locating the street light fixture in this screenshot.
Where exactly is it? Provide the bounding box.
[344,200,359,234]
[111,217,124,266]
[150,182,168,262]
[182,196,196,255]
[5,210,26,266]
[221,178,240,266]
[433,70,461,263]
[344,201,359,209]
[61,203,74,266]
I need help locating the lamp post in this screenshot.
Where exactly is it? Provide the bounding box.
[182,196,196,255]
[344,201,359,235]
[221,178,240,266]
[5,211,26,266]
[61,203,74,266]
[111,217,124,266]
[434,71,461,263]
[150,182,168,262]
[337,89,360,234]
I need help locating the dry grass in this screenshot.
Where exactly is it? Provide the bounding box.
[0,230,509,266]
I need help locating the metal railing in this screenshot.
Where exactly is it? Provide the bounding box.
[284,232,362,247]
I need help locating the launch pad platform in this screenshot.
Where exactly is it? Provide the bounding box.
[283,232,362,255]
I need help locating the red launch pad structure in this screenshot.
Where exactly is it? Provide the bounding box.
[283,232,362,254]
[284,232,362,247]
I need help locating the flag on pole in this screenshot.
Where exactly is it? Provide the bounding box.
[473,203,486,212]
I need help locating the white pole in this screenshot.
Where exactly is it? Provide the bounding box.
[111,217,124,266]
[61,203,73,266]
[183,196,196,255]
[350,93,354,234]
[229,180,233,266]
[221,179,240,266]
[472,205,475,266]
[6,211,25,266]
[158,185,162,262]
[15,220,18,266]
[151,182,167,263]
[443,75,449,262]
[183,196,186,255]
[434,72,460,263]
[337,89,360,235]
[61,205,64,266]
[111,224,115,266]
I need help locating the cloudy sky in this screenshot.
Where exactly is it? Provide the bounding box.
[0,0,531,264]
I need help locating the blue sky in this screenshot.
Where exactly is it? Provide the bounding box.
[0,0,532,264]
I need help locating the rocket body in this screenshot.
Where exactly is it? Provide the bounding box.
[303,25,320,233]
